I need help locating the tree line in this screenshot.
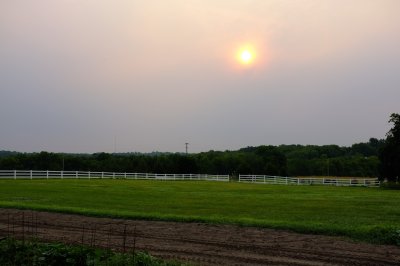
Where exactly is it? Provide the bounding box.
[2,113,399,180]
[0,138,383,177]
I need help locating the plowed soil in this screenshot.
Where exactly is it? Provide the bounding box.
[0,208,399,265]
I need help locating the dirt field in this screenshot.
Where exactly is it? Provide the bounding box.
[0,208,399,266]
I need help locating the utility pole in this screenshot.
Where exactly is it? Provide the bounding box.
[185,143,189,154]
[327,158,330,177]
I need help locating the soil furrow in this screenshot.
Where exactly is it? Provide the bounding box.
[0,208,399,265]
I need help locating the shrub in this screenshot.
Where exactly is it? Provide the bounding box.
[0,238,185,266]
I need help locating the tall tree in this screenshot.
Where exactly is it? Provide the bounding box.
[379,113,400,182]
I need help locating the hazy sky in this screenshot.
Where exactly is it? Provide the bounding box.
[1,0,399,153]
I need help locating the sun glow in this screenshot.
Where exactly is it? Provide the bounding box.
[229,40,267,70]
[240,50,253,63]
[236,46,256,66]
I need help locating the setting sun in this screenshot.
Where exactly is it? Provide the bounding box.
[236,46,256,66]
[240,50,253,64]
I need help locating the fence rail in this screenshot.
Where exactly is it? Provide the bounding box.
[0,171,380,187]
[0,170,229,182]
[239,175,380,187]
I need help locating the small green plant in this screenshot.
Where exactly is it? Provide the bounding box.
[393,229,400,246]
[365,227,400,245]
[0,238,185,266]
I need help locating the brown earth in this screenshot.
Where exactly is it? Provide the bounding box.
[0,208,399,266]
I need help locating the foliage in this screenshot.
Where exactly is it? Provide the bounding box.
[0,238,184,266]
[0,179,400,245]
[379,113,400,182]
[0,139,384,177]
[0,151,19,158]
[277,138,383,177]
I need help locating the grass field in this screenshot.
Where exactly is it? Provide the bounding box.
[0,179,399,245]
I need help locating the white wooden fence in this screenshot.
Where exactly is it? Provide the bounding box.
[0,170,229,182]
[0,170,381,187]
[239,175,380,187]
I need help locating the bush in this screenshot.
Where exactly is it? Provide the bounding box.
[366,227,400,245]
[0,238,185,266]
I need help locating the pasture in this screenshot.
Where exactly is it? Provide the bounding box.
[0,179,399,244]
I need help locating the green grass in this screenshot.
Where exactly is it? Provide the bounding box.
[1,179,400,245]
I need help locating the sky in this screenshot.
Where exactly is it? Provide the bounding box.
[1,0,399,153]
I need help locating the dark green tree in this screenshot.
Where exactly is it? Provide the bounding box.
[379,113,400,182]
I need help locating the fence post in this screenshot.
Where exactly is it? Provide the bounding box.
[14,170,17,180]
[30,170,33,179]
[47,170,49,179]
[124,172,127,179]
[76,171,78,179]
[297,178,300,185]
[101,172,104,179]
[61,171,63,179]
[89,171,91,179]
